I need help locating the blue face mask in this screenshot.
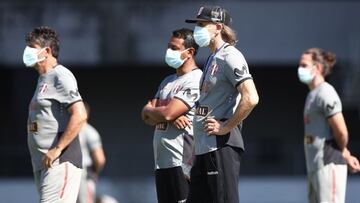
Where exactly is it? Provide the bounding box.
[23,46,45,67]
[194,26,211,47]
[297,66,315,84]
[165,48,189,69]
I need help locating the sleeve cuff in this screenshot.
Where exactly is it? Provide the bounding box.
[66,99,83,109]
[173,96,191,110]
[235,77,253,88]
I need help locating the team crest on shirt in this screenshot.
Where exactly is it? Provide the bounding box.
[210,64,219,76]
[39,83,48,94]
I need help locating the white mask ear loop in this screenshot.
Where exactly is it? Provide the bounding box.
[37,48,47,63]
[181,48,191,61]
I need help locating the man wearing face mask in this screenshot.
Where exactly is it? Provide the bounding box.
[24,26,87,203]
[298,48,360,203]
[141,28,201,203]
[185,5,259,203]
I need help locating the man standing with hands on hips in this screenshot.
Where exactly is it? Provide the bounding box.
[24,26,87,203]
[185,5,259,203]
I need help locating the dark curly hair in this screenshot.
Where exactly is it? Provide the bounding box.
[25,26,60,58]
[172,28,199,56]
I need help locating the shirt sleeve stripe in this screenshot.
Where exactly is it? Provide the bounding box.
[173,96,191,110]
[66,99,83,109]
[235,77,253,88]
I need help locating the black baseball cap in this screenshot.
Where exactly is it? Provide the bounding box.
[185,5,232,26]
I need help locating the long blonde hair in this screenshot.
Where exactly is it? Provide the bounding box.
[221,24,237,46]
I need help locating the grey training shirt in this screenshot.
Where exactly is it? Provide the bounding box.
[27,65,83,171]
[303,82,343,172]
[193,44,252,155]
[153,68,202,169]
[79,123,102,168]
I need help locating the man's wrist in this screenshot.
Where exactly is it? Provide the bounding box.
[221,122,232,134]
[54,145,63,152]
[342,148,350,158]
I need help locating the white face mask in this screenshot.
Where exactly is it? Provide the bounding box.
[165,48,189,69]
[297,66,315,84]
[193,26,211,47]
[22,46,46,67]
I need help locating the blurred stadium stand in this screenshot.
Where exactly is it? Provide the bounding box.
[1,66,359,178]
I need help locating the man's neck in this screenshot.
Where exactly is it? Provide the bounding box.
[176,59,197,76]
[309,75,325,90]
[36,57,58,75]
[210,35,226,53]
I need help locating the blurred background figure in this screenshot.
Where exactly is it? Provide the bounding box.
[77,102,106,203]
[96,194,119,203]
[298,48,360,203]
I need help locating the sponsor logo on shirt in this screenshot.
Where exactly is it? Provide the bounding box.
[196,106,209,116]
[326,101,337,113]
[234,66,248,78]
[183,88,199,101]
[69,89,79,98]
[27,122,38,133]
[207,171,219,175]
[156,122,168,131]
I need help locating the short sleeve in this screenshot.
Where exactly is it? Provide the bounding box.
[174,80,200,109]
[223,48,252,87]
[54,70,82,106]
[317,87,342,118]
[154,75,173,99]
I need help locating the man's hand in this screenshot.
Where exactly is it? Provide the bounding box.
[342,148,360,173]
[204,117,230,136]
[141,101,157,126]
[345,155,360,173]
[141,101,153,120]
[42,147,62,169]
[173,115,191,130]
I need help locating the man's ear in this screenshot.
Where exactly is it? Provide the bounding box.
[315,62,324,74]
[216,23,223,31]
[45,47,53,57]
[187,48,195,57]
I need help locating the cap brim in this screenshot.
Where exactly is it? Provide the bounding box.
[185,19,212,23]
